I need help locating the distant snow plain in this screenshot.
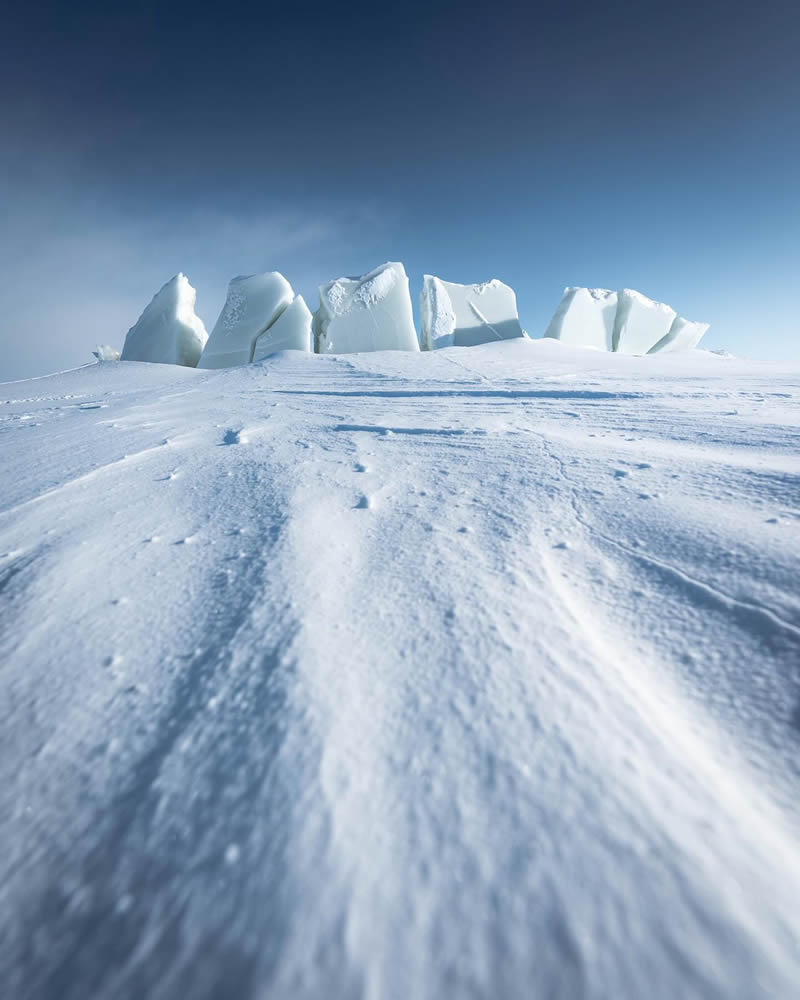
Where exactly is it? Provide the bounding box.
[1,340,799,999]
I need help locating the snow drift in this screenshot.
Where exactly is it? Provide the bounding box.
[1,341,798,1000]
[120,273,208,366]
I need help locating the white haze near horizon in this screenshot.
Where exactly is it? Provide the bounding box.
[1,178,798,381]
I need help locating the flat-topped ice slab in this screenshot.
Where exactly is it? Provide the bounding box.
[544,287,617,351]
[649,316,710,354]
[420,275,524,350]
[120,273,208,367]
[613,289,677,355]
[252,295,312,360]
[198,271,294,369]
[315,262,419,354]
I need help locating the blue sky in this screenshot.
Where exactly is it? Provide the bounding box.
[1,0,798,379]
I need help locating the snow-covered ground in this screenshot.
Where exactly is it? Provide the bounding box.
[1,340,799,1000]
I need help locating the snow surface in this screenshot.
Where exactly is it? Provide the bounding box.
[120,273,208,367]
[613,289,677,355]
[252,295,312,360]
[420,275,525,349]
[315,262,420,354]
[545,286,618,352]
[198,271,295,369]
[2,341,800,999]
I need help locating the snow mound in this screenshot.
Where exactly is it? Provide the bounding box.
[252,294,312,360]
[544,287,617,351]
[315,262,420,354]
[120,273,208,367]
[420,275,525,350]
[198,271,295,369]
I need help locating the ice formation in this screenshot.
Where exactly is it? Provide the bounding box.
[613,289,677,355]
[315,262,419,354]
[420,276,525,350]
[120,274,208,367]
[252,295,313,360]
[92,344,120,361]
[649,316,710,354]
[544,287,617,352]
[198,272,296,369]
[545,286,707,354]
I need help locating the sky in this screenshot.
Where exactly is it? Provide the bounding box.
[1,0,798,380]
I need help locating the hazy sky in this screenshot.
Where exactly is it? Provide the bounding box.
[2,0,798,379]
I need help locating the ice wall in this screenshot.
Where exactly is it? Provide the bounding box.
[544,287,617,352]
[545,286,707,354]
[198,272,295,369]
[315,262,419,354]
[420,276,525,350]
[648,316,710,354]
[613,289,677,355]
[252,295,313,360]
[120,274,208,367]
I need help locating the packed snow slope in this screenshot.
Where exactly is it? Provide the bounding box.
[1,341,799,1000]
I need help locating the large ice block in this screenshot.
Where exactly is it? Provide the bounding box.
[648,316,709,354]
[198,271,294,369]
[252,295,312,360]
[420,275,525,350]
[120,274,208,367]
[613,289,677,355]
[544,287,617,351]
[315,262,420,354]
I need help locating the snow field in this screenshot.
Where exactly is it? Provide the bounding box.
[1,340,798,999]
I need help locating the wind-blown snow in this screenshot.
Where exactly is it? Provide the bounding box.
[1,341,799,999]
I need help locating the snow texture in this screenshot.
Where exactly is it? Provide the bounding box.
[544,286,618,351]
[2,340,799,1000]
[650,315,711,354]
[120,273,208,367]
[613,288,677,355]
[252,295,312,360]
[198,271,294,369]
[315,261,420,354]
[420,275,525,349]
